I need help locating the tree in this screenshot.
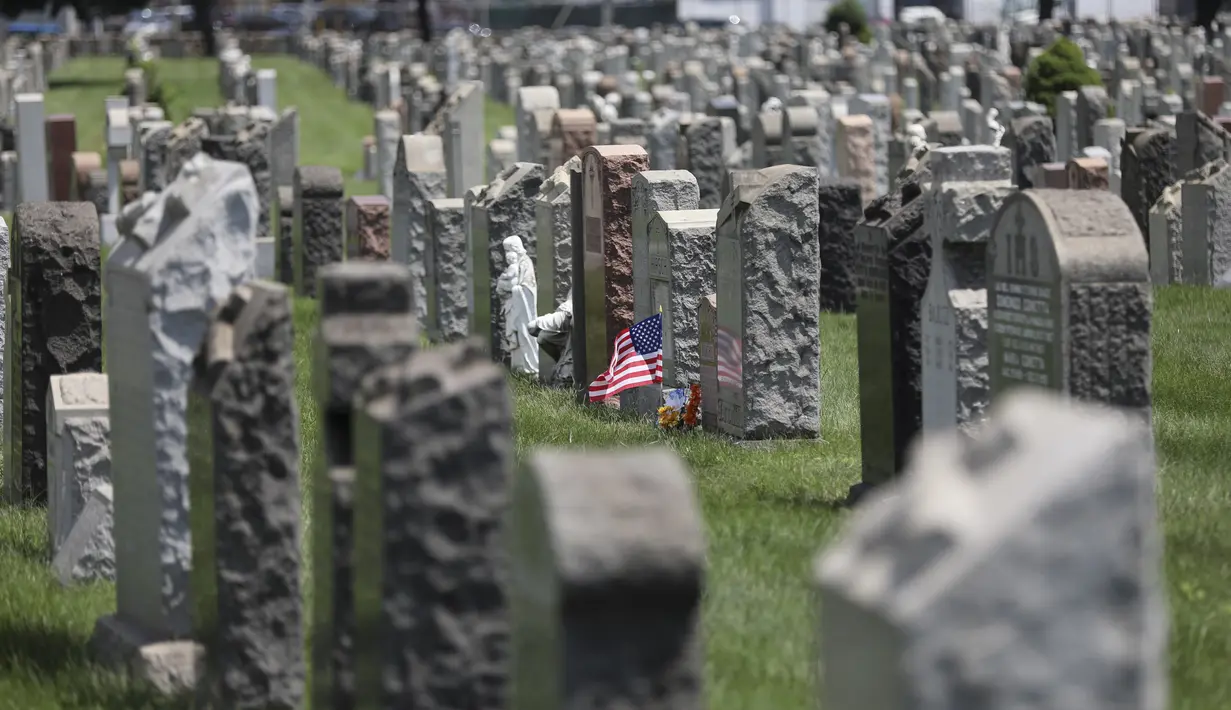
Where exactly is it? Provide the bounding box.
[825,0,872,45]
[1024,37,1103,117]
[1039,0,1055,20]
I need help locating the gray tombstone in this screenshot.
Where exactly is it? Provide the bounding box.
[716,165,820,440]
[373,109,400,198]
[920,146,1015,436]
[444,81,486,199]
[1148,176,1186,286]
[426,197,468,342]
[1180,160,1231,286]
[647,208,719,390]
[268,107,299,193]
[510,449,705,710]
[624,169,700,415]
[988,190,1151,424]
[4,204,102,505]
[189,282,303,709]
[1008,115,1056,188]
[850,94,891,196]
[751,110,783,168]
[684,117,730,208]
[136,120,173,194]
[308,263,418,710]
[816,389,1166,710]
[353,340,512,710]
[817,179,864,313]
[470,162,544,363]
[781,105,824,169]
[91,153,257,693]
[698,294,717,431]
[391,134,447,325]
[534,159,576,381]
[292,165,344,299]
[516,86,560,163]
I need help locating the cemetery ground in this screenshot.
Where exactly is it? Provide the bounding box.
[0,62,1227,710]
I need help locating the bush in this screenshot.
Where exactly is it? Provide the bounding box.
[825,0,872,45]
[1024,37,1103,117]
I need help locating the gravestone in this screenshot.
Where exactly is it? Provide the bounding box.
[309,263,418,710]
[683,117,728,208]
[471,162,544,363]
[165,117,209,186]
[1148,171,1188,286]
[517,86,560,163]
[836,115,876,207]
[816,389,1166,710]
[373,109,400,198]
[535,159,576,380]
[1121,128,1176,240]
[988,190,1151,423]
[391,134,447,325]
[850,94,891,195]
[817,179,863,313]
[276,187,294,285]
[136,120,173,194]
[353,340,512,710]
[853,156,935,493]
[624,169,700,415]
[781,105,824,170]
[45,372,109,562]
[752,111,783,167]
[716,165,820,440]
[1055,91,1078,161]
[52,481,113,587]
[698,294,718,431]
[5,203,102,504]
[235,120,274,240]
[426,197,468,342]
[920,146,1014,436]
[1067,156,1109,190]
[442,81,486,199]
[292,165,344,299]
[189,282,303,709]
[510,449,705,710]
[1180,160,1231,286]
[548,108,598,171]
[577,145,649,394]
[345,195,391,261]
[91,153,256,694]
[45,114,77,201]
[268,108,298,193]
[647,208,719,392]
[15,93,48,203]
[1075,86,1109,151]
[1008,115,1056,188]
[1176,110,1231,177]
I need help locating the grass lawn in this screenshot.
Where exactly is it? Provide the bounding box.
[0,57,1227,709]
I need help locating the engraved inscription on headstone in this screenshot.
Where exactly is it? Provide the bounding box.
[988,202,1061,391]
[581,158,605,385]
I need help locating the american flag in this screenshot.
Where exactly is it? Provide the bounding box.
[716,325,742,386]
[588,314,663,403]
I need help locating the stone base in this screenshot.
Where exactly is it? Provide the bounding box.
[89,614,203,696]
[845,481,877,507]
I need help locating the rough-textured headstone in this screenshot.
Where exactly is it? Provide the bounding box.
[624,169,700,414]
[836,115,876,207]
[353,340,512,710]
[292,165,344,298]
[5,203,102,504]
[510,449,705,710]
[1075,85,1109,151]
[647,208,718,391]
[548,108,598,171]
[52,481,114,586]
[817,389,1166,710]
[275,187,294,285]
[716,165,820,439]
[1009,115,1056,188]
[390,135,446,327]
[426,197,468,342]
[1122,128,1176,240]
[91,153,257,692]
[471,161,545,363]
[988,190,1151,423]
[1148,174,1186,286]
[535,158,576,316]
[683,117,728,209]
[165,117,209,185]
[345,195,391,261]
[818,179,863,313]
[577,146,649,391]
[136,120,173,194]
[1180,160,1231,286]
[920,146,1014,437]
[1176,110,1231,176]
[235,120,274,240]
[46,372,110,556]
[309,263,418,710]
[189,282,303,710]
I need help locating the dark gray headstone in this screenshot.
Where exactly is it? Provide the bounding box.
[293,165,344,298]
[818,179,863,313]
[426,197,468,342]
[510,449,705,710]
[4,203,102,504]
[353,340,513,709]
[1008,115,1056,188]
[189,282,303,709]
[309,263,418,710]
[1121,128,1175,240]
[684,117,728,209]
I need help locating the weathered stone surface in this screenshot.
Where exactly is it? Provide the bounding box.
[1176,110,1231,176]
[510,449,705,710]
[353,340,513,710]
[850,94,891,195]
[46,114,78,201]
[1180,160,1231,286]
[234,119,274,240]
[391,134,447,325]
[1075,85,1109,150]
[189,282,303,710]
[275,187,294,285]
[268,108,298,191]
[1148,176,1185,285]
[165,117,209,183]
[100,152,257,646]
[345,195,391,261]
[648,108,681,170]
[698,294,717,431]
[535,157,577,318]
[818,180,863,313]
[292,165,344,299]
[471,162,545,363]
[988,190,1152,424]
[836,115,876,207]
[716,165,820,439]
[46,372,110,556]
[136,120,174,194]
[426,198,468,342]
[817,389,1166,710]
[309,263,418,710]
[684,118,728,209]
[752,110,783,168]
[648,208,718,390]
[1122,128,1176,240]
[1067,156,1109,190]
[578,146,649,389]
[549,108,598,171]
[625,169,700,414]
[5,202,102,503]
[1009,115,1056,188]
[52,481,114,586]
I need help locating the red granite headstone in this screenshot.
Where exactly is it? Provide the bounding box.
[45,115,77,201]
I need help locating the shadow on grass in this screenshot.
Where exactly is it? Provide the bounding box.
[753,487,849,511]
[0,616,94,677]
[48,77,120,90]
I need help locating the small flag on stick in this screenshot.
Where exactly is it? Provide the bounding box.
[587,314,664,403]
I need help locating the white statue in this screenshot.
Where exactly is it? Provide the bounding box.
[760,96,784,113]
[906,123,928,152]
[496,236,539,376]
[987,108,1006,147]
[528,288,574,386]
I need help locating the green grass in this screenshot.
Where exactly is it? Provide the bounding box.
[1,57,1228,709]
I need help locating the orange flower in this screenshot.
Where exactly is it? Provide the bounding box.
[682,384,701,428]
